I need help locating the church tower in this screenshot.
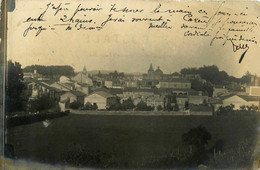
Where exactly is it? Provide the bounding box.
[83,65,87,74]
[148,64,154,79]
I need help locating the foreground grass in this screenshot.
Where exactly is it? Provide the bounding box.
[7,113,259,168]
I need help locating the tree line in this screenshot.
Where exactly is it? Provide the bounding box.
[23,65,75,77]
[180,65,252,85]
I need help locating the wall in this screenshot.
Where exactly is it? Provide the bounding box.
[60,93,77,103]
[85,94,107,110]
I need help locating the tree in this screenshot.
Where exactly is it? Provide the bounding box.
[173,103,179,111]
[240,71,252,84]
[84,102,93,110]
[70,101,82,109]
[156,105,163,111]
[202,99,208,106]
[108,103,122,111]
[185,101,189,110]
[28,94,55,112]
[92,103,98,110]
[182,125,212,164]
[136,101,148,111]
[135,101,154,111]
[121,97,135,110]
[6,60,26,113]
[23,65,75,77]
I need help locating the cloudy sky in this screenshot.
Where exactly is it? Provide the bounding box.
[7,0,260,77]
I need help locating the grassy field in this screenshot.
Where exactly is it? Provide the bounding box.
[7,113,259,168]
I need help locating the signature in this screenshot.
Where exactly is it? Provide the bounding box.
[23,23,47,37]
[229,40,249,63]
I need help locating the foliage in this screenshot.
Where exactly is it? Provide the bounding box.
[84,102,93,110]
[173,103,179,111]
[23,65,75,77]
[240,71,252,84]
[108,102,122,111]
[121,98,135,110]
[180,65,247,85]
[182,125,212,152]
[165,103,173,111]
[191,79,213,97]
[156,105,163,111]
[6,60,26,113]
[185,101,189,110]
[62,144,116,168]
[217,104,235,114]
[136,101,154,111]
[7,111,69,128]
[208,139,254,169]
[92,103,98,110]
[28,94,55,112]
[182,125,212,164]
[70,101,83,109]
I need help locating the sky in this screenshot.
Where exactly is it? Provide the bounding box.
[6,0,260,78]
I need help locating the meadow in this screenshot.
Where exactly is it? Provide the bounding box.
[7,113,259,168]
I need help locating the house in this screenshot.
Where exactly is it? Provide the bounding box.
[122,88,155,100]
[156,78,191,89]
[250,75,260,86]
[84,91,118,110]
[246,86,260,96]
[209,98,223,112]
[146,95,164,108]
[126,81,139,88]
[59,98,70,112]
[23,69,42,80]
[213,86,228,97]
[60,91,86,105]
[72,67,93,86]
[188,91,208,105]
[172,72,180,78]
[176,95,189,108]
[75,83,90,95]
[50,82,71,91]
[59,76,73,84]
[104,80,113,88]
[220,94,260,110]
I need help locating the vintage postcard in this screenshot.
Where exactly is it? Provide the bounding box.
[1,0,260,169]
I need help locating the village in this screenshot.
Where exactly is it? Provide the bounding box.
[22,63,260,115]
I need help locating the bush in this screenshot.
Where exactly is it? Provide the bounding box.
[217,104,234,114]
[70,101,83,109]
[136,101,154,111]
[84,102,93,110]
[108,103,122,111]
[93,103,98,110]
[173,103,179,111]
[121,98,135,110]
[61,144,116,168]
[28,94,55,112]
[7,111,69,128]
[157,105,163,111]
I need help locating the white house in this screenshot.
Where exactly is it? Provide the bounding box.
[84,91,118,110]
[221,94,260,110]
[246,86,260,96]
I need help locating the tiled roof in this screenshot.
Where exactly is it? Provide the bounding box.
[219,93,260,102]
[239,95,260,102]
[70,90,86,97]
[123,87,154,93]
[159,78,190,83]
[93,91,115,98]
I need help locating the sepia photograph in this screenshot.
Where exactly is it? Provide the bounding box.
[1,0,260,169]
